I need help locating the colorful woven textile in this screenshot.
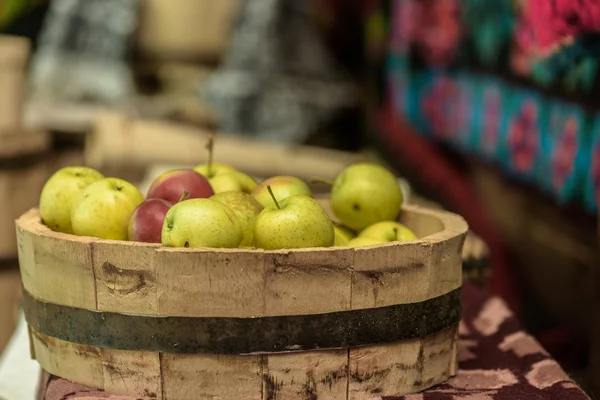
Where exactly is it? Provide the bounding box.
[378,0,600,212]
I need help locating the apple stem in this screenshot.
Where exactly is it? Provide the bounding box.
[266,185,281,209]
[178,191,189,203]
[393,227,398,240]
[205,133,215,178]
[310,177,335,187]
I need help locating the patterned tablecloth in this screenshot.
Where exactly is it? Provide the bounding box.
[37,283,590,400]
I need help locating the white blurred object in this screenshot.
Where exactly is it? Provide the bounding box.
[0,311,40,400]
[397,178,412,204]
[28,0,140,105]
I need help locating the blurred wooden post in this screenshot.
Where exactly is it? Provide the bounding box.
[0,35,30,134]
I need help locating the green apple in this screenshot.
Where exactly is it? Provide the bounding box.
[252,176,312,208]
[193,162,237,178]
[39,166,104,234]
[333,224,356,246]
[209,174,243,193]
[210,191,263,247]
[359,221,417,242]
[71,178,144,240]
[208,171,258,194]
[330,162,403,231]
[162,198,243,248]
[347,237,386,247]
[253,188,333,250]
[232,171,258,193]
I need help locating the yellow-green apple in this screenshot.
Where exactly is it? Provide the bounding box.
[162,198,243,248]
[253,187,333,250]
[193,161,237,178]
[359,221,417,242]
[333,223,356,246]
[71,178,144,240]
[39,166,104,234]
[347,236,386,247]
[252,176,312,208]
[128,198,173,243]
[208,174,243,193]
[193,135,258,193]
[330,162,403,231]
[233,171,259,193]
[209,172,258,194]
[147,169,213,204]
[210,191,263,247]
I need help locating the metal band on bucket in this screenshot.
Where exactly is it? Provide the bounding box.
[23,287,461,355]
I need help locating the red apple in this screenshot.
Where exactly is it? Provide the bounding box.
[146,169,214,204]
[128,198,172,243]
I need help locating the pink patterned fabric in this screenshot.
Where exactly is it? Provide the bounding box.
[38,284,590,400]
[390,0,461,66]
[522,0,600,52]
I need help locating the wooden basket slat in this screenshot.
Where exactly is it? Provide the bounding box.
[17,205,465,317]
[29,325,458,400]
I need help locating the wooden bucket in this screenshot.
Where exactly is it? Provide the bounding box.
[16,202,467,400]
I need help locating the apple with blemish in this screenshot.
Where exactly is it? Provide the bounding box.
[210,191,263,247]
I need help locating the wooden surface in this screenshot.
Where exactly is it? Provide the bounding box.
[0,267,21,354]
[0,131,53,260]
[16,203,468,399]
[86,112,375,182]
[0,131,50,159]
[0,35,30,134]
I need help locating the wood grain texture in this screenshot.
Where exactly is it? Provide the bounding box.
[28,325,458,399]
[17,202,467,399]
[16,204,467,316]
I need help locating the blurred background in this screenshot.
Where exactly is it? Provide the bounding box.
[0,0,598,397]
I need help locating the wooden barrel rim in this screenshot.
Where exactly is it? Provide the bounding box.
[23,287,460,355]
[16,205,468,320]
[18,205,467,254]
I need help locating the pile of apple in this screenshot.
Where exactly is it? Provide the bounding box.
[38,151,417,250]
